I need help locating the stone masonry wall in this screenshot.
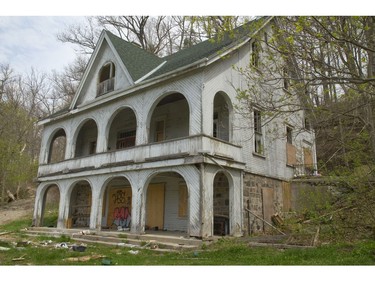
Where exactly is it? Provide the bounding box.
[243,172,284,235]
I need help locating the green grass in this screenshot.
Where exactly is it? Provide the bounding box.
[1,219,375,265]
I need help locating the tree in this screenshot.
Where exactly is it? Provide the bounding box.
[0,64,47,202]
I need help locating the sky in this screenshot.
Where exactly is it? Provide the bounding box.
[0,16,85,75]
[1,0,373,76]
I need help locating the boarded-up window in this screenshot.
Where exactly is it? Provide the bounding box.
[286,143,297,166]
[304,147,313,166]
[282,182,291,212]
[178,184,188,217]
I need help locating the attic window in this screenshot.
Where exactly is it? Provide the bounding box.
[97,62,115,96]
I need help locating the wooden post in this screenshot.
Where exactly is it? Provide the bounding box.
[247,199,251,236]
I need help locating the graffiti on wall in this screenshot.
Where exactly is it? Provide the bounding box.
[107,188,132,230]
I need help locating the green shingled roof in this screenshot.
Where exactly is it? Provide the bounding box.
[105,31,164,82]
[107,17,270,83]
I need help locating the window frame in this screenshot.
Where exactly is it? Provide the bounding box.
[253,109,264,155]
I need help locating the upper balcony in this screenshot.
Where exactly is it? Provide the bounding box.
[40,90,242,178]
[38,134,243,178]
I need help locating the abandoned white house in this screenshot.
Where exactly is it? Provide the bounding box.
[33,17,316,238]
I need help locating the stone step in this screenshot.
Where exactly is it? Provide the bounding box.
[22,227,202,251]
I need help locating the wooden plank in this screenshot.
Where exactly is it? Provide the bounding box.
[178,184,188,218]
[146,183,165,230]
[262,187,274,233]
[282,182,291,212]
[286,143,297,166]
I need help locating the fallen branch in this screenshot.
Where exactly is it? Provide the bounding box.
[12,255,26,262]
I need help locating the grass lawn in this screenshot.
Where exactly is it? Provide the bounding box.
[1,218,375,266]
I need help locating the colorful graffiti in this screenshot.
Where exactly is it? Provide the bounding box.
[113,206,131,229]
[107,188,132,230]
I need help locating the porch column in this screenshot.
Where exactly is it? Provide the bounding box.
[89,181,102,230]
[32,183,45,227]
[230,170,243,237]
[56,182,69,229]
[130,186,143,234]
[96,122,107,154]
[200,164,214,238]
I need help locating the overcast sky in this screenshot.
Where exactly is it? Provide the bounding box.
[0,1,371,76]
[0,16,85,75]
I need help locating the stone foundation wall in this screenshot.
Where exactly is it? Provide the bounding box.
[242,173,285,234]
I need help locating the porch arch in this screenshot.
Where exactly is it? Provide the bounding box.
[34,182,61,227]
[212,170,234,236]
[46,127,67,164]
[106,106,138,151]
[146,92,190,143]
[66,180,93,228]
[97,176,133,230]
[143,171,190,233]
[73,118,98,157]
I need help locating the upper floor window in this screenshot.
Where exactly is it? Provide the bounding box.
[283,67,290,92]
[97,62,115,96]
[286,126,293,144]
[251,41,260,68]
[254,109,263,154]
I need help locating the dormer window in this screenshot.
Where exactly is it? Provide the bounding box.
[97,62,115,96]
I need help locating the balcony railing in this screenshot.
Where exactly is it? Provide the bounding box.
[97,78,115,96]
[38,135,243,177]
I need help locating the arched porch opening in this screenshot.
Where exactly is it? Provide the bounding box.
[145,172,188,233]
[100,177,132,231]
[67,181,92,228]
[40,184,60,227]
[148,92,190,143]
[74,119,98,157]
[48,128,66,163]
[213,91,233,142]
[213,171,230,236]
[107,107,137,151]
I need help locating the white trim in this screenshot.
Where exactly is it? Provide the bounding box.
[134,61,167,84]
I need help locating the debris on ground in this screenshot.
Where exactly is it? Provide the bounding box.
[72,245,86,252]
[128,250,139,255]
[55,242,69,249]
[63,255,104,262]
[101,258,112,265]
[12,254,26,262]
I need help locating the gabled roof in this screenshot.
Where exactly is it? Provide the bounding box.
[148,16,271,79]
[105,31,165,82]
[106,16,271,83]
[42,17,271,123]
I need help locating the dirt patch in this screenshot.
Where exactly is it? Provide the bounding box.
[0,198,35,226]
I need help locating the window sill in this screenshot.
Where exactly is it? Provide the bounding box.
[252,152,266,159]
